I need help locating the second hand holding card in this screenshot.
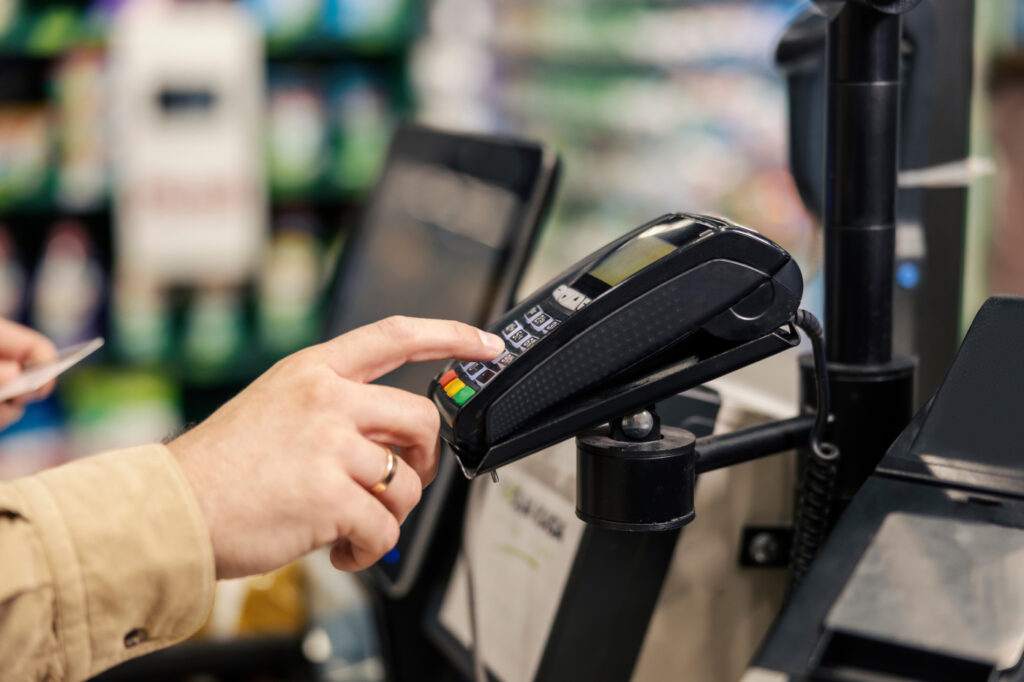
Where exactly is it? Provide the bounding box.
[0,337,105,403]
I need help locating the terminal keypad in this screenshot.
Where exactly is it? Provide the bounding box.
[438,299,566,403]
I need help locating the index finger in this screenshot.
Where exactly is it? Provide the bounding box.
[320,316,505,383]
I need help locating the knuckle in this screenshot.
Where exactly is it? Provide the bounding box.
[265,355,292,377]
[332,488,361,541]
[313,419,340,446]
[272,350,318,382]
[423,457,440,486]
[449,319,478,345]
[403,470,423,506]
[377,315,411,339]
[329,542,353,571]
[302,367,338,407]
[381,518,400,553]
[282,346,317,369]
[312,515,340,549]
[412,395,441,432]
[447,318,468,337]
[332,378,361,410]
[312,464,347,508]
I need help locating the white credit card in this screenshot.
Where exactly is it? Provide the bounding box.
[0,337,104,402]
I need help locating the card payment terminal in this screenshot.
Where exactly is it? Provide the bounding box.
[431,213,804,477]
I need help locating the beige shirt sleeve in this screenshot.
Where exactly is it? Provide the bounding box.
[0,443,216,681]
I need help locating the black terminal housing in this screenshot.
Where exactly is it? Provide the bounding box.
[430,213,804,477]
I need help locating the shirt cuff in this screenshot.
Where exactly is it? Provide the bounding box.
[11,443,216,681]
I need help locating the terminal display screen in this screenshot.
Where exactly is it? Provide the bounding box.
[587,235,676,286]
[570,219,709,300]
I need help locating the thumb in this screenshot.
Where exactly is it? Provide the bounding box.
[0,403,25,430]
[0,359,55,406]
[0,359,21,386]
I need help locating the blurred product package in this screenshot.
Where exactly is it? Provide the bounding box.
[61,367,182,459]
[31,221,105,348]
[202,562,308,640]
[244,0,321,43]
[54,49,107,209]
[183,287,246,378]
[245,0,410,46]
[327,69,392,193]
[268,66,394,197]
[111,277,172,365]
[197,551,384,679]
[0,225,27,321]
[0,103,49,208]
[258,213,322,355]
[0,1,18,39]
[268,68,328,197]
[320,0,409,46]
[110,1,266,287]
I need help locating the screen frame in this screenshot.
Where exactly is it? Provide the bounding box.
[319,122,560,601]
[322,122,561,342]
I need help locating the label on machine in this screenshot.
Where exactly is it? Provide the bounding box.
[439,441,584,682]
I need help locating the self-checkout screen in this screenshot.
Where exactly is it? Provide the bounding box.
[321,124,558,592]
[325,160,519,393]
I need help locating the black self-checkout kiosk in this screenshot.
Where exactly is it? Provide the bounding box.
[318,123,560,678]
[328,126,733,682]
[425,212,826,682]
[751,296,1024,682]
[322,123,559,597]
[350,2,1019,680]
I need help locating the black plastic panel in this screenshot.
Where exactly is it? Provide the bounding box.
[881,297,1024,497]
[757,296,1024,679]
[487,261,765,440]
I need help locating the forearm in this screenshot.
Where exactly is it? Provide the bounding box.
[0,445,215,681]
[0,315,503,679]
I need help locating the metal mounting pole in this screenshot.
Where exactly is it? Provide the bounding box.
[825,3,901,363]
[812,0,918,520]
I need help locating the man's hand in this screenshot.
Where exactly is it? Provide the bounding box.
[167,316,505,579]
[0,319,58,428]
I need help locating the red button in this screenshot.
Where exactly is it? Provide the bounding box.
[439,370,458,387]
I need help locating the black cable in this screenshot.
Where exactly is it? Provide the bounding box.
[461,481,489,682]
[793,310,834,458]
[788,310,841,595]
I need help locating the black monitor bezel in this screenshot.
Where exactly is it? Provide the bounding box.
[319,121,560,600]
[322,122,560,342]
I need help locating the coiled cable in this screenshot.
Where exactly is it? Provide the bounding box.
[787,310,840,595]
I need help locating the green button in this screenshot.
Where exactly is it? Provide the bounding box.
[453,386,476,405]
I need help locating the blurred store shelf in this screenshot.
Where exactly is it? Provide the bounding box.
[0,0,417,467]
[411,0,813,300]
[266,38,408,61]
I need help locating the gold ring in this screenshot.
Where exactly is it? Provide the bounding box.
[370,448,397,494]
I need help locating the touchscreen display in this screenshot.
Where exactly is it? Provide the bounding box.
[324,160,521,393]
[321,126,555,591]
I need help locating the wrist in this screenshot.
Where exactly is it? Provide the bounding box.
[165,436,221,576]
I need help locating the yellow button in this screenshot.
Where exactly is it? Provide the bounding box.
[444,379,466,397]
